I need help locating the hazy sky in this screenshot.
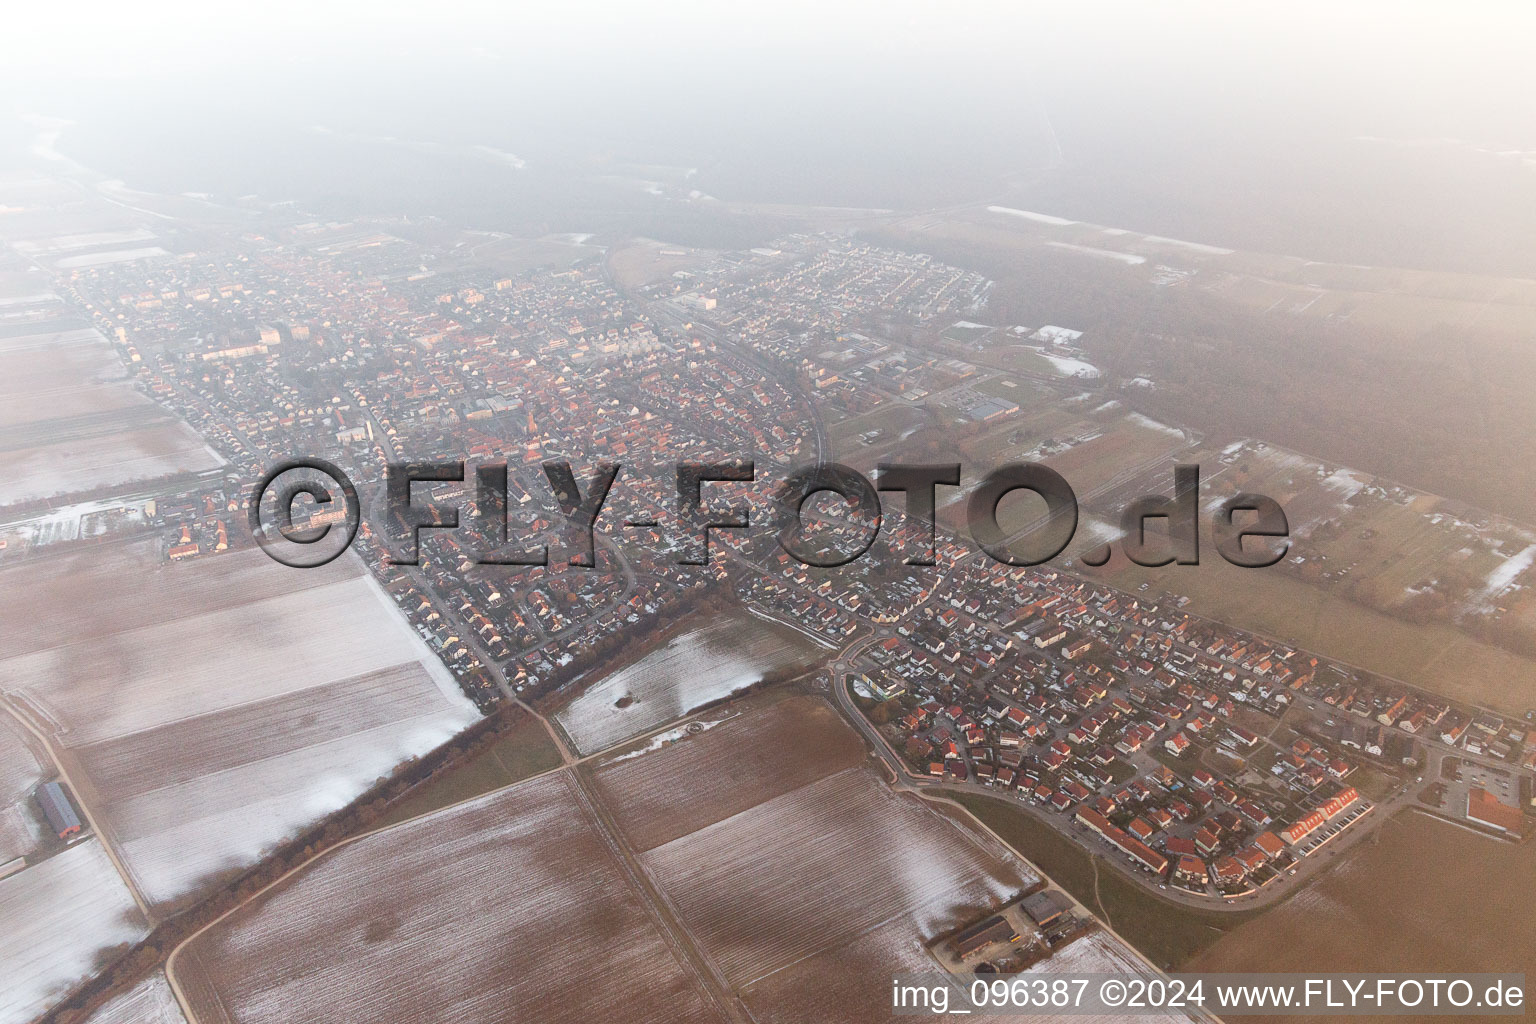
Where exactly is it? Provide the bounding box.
[4,0,1533,141]
[5,2,1533,271]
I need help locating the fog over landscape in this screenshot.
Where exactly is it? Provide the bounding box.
[1,4,1534,1024]
[6,2,1535,270]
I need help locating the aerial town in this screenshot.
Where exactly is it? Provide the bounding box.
[4,5,1536,1023]
[9,205,1531,901]
[1,171,1533,1024]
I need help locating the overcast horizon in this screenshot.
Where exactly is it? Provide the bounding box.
[5,1,1536,273]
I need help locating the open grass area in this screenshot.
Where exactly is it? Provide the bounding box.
[376,714,564,828]
[1039,417,1190,498]
[970,374,1056,406]
[1346,763,1404,803]
[826,401,928,455]
[448,235,594,278]
[946,792,1268,969]
[971,374,1022,401]
[605,239,703,290]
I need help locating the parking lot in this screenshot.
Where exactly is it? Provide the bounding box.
[1436,755,1523,828]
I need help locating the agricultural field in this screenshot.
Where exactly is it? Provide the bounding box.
[597,696,1194,1023]
[642,765,1033,987]
[175,772,726,1024]
[0,276,60,310]
[12,227,158,256]
[738,908,962,1024]
[1019,932,1210,1024]
[590,695,868,851]
[0,495,154,552]
[1189,811,1536,1006]
[0,712,46,863]
[171,693,1173,1023]
[83,974,186,1024]
[554,612,824,755]
[0,319,224,507]
[593,695,1050,1017]
[0,543,479,908]
[53,247,171,269]
[374,711,564,828]
[744,911,1196,1024]
[0,840,149,1024]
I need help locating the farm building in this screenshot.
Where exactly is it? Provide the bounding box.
[36,782,81,840]
[951,915,1020,958]
[1022,889,1071,928]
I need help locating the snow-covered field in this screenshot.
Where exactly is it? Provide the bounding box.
[741,909,1188,1024]
[82,973,186,1024]
[555,615,820,754]
[1066,517,1125,564]
[0,714,46,864]
[1140,234,1234,256]
[592,695,868,851]
[643,765,1034,987]
[1025,929,1148,975]
[985,205,1236,261]
[0,546,478,907]
[1472,542,1536,611]
[14,228,157,255]
[0,321,223,505]
[1125,412,1183,437]
[1039,353,1103,379]
[740,908,952,1023]
[0,840,149,1024]
[0,290,59,307]
[988,206,1078,227]
[178,772,723,1024]
[1201,444,1371,536]
[54,247,171,269]
[1046,242,1147,265]
[598,717,727,765]
[1020,932,1204,1024]
[176,697,1163,1023]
